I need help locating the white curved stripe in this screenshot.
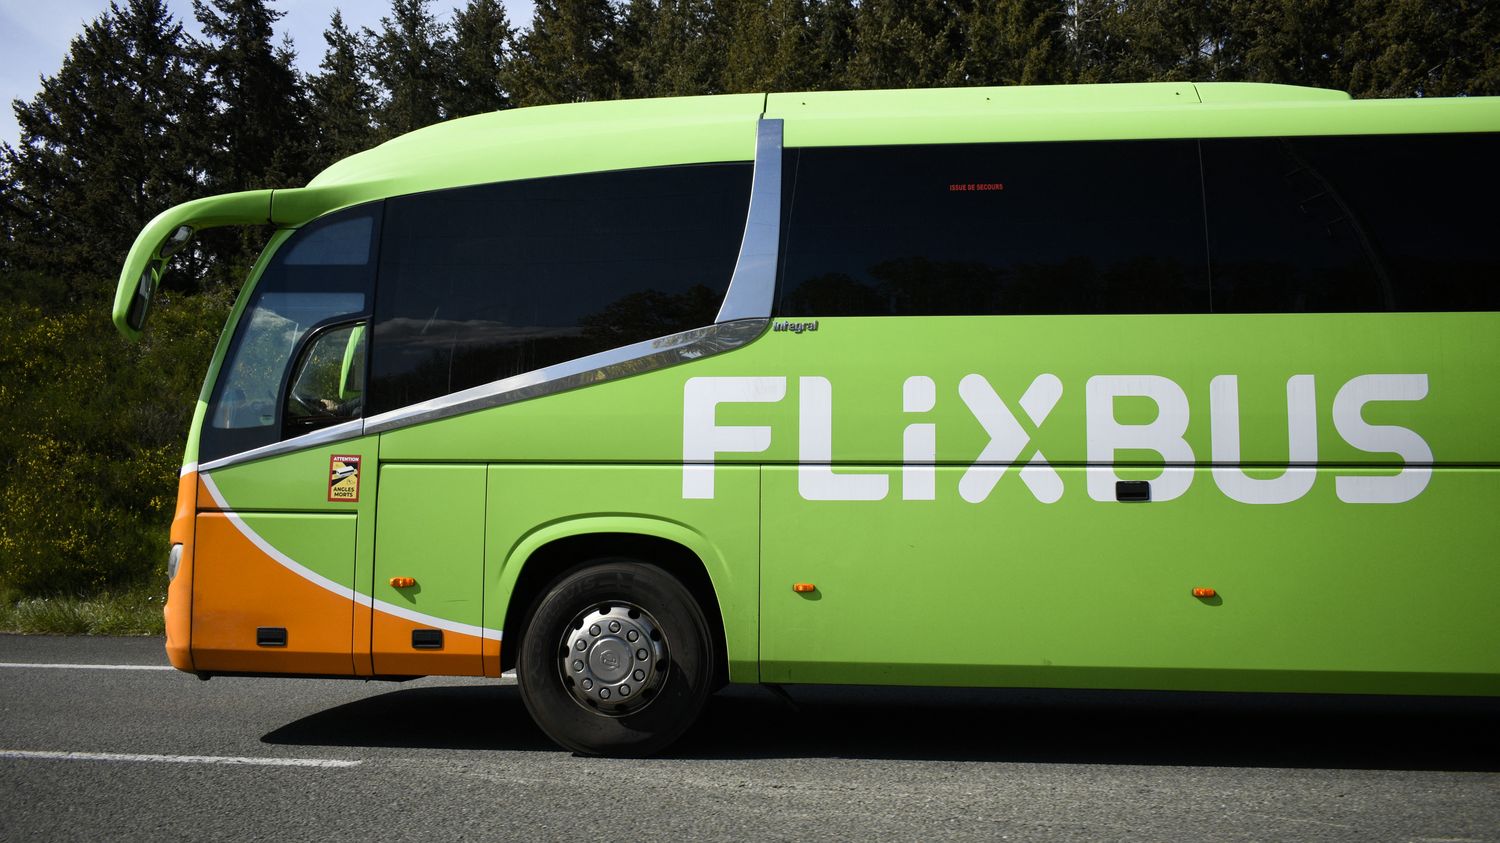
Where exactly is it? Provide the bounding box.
[200,472,354,601]
[198,471,501,639]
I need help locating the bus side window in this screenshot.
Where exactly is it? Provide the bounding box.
[1203,134,1500,313]
[1202,138,1387,313]
[283,322,367,437]
[369,163,753,416]
[775,140,1211,317]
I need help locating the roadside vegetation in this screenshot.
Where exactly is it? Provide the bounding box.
[1,0,1496,633]
[0,586,165,636]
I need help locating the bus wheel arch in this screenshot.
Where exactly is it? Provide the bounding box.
[499,530,728,690]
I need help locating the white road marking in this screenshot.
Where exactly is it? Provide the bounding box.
[0,750,361,768]
[1,662,519,689]
[0,662,175,671]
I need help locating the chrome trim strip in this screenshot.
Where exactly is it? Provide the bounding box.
[363,318,768,434]
[714,117,784,323]
[199,418,365,473]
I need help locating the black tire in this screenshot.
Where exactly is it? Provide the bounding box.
[516,559,716,756]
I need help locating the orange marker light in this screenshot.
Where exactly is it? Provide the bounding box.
[792,583,816,594]
[390,577,416,588]
[1192,587,1217,598]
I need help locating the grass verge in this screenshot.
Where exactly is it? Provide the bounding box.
[0,587,166,635]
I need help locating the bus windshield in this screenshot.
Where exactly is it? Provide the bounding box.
[200,204,380,462]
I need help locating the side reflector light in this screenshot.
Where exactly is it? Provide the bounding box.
[792,583,816,593]
[390,577,417,588]
[1192,587,1217,598]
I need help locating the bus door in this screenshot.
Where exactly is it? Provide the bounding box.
[188,206,383,675]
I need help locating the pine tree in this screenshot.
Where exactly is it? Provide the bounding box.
[369,0,452,137]
[508,0,626,106]
[804,0,857,90]
[720,0,818,93]
[1215,0,1353,89]
[307,10,378,170]
[961,0,1067,86]
[0,154,18,274]
[1,0,203,296]
[444,0,516,118]
[847,0,969,90]
[193,0,309,190]
[1062,0,1126,83]
[1104,0,1221,82]
[619,0,666,97]
[1344,0,1500,97]
[620,0,722,98]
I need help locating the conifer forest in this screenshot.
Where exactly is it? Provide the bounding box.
[1,0,1497,607]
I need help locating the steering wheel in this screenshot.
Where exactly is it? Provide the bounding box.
[287,391,325,417]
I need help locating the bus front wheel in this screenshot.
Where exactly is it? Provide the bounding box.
[516,560,716,756]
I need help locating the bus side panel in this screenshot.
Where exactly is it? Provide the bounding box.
[761,465,1500,694]
[486,465,761,684]
[191,512,357,675]
[751,312,1499,694]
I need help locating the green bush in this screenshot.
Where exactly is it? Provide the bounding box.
[0,279,231,599]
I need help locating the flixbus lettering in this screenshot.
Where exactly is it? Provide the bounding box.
[112,83,1500,758]
[680,373,1433,504]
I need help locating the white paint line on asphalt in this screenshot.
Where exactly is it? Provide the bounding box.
[0,662,175,671]
[0,750,362,768]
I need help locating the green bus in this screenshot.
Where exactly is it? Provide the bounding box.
[114,82,1500,756]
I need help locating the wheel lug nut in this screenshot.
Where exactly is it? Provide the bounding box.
[599,688,611,699]
[572,659,583,672]
[633,669,645,681]
[636,648,648,660]
[620,685,631,696]
[608,620,620,633]
[626,630,638,642]
[574,640,586,651]
[589,624,600,636]
[582,678,593,690]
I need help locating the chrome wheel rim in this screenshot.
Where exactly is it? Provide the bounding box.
[558,602,668,716]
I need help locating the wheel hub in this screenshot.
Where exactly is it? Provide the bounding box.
[560,603,667,715]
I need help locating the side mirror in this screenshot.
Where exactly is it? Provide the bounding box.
[125,265,160,332]
[127,227,195,332]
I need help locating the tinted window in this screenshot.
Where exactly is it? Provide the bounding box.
[201,205,380,462]
[1204,134,1500,312]
[370,163,752,415]
[776,141,1210,316]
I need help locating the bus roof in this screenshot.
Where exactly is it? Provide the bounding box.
[299,81,1500,209]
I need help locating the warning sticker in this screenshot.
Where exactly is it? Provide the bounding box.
[328,455,361,502]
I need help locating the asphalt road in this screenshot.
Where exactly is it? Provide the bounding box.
[1,635,1497,841]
